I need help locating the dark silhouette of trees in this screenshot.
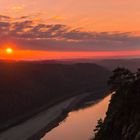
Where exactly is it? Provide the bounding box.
[94,119,103,134]
[108,67,134,90]
[93,68,140,140]
[136,68,140,80]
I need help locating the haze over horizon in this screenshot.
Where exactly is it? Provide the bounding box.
[0,0,140,60]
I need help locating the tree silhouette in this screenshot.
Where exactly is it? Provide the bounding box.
[136,69,140,80]
[108,67,134,90]
[94,118,103,134]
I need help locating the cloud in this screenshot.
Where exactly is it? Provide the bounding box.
[48,15,67,21]
[11,5,25,13]
[0,15,10,22]
[0,14,140,52]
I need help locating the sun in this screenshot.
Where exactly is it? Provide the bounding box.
[6,48,13,54]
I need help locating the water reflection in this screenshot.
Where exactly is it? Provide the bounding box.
[41,95,111,140]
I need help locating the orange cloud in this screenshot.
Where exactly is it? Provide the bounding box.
[11,5,25,13]
[51,16,66,21]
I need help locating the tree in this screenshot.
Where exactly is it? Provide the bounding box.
[94,118,103,134]
[108,67,134,90]
[136,69,140,80]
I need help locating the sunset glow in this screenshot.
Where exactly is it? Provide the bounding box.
[0,0,140,60]
[0,1,139,140]
[1,49,140,60]
[6,48,13,54]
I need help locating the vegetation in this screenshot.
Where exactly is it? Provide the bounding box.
[93,67,140,140]
[0,61,110,131]
[94,119,103,135]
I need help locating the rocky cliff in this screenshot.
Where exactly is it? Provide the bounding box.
[94,68,140,140]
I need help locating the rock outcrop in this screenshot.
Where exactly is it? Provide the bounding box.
[94,68,140,140]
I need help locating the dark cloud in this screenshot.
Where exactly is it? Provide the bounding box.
[0,15,10,21]
[0,15,140,52]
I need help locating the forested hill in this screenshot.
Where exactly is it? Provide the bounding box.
[93,68,140,140]
[0,61,110,130]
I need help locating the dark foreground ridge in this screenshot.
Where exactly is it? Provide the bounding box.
[93,68,140,140]
[0,61,110,131]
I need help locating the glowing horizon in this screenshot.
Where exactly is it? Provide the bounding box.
[0,0,140,59]
[1,49,140,60]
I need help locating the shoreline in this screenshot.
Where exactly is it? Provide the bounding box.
[0,92,83,132]
[0,89,108,140]
[0,97,76,140]
[29,92,106,140]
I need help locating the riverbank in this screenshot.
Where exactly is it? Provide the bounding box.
[0,97,75,140]
[0,90,108,140]
[41,95,111,140]
[0,93,79,132]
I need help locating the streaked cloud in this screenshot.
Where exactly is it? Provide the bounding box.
[0,14,140,53]
[0,0,140,32]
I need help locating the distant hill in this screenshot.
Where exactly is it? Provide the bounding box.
[27,58,140,71]
[3,58,140,71]
[95,59,140,71]
[0,61,110,130]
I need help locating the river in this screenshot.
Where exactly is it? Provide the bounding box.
[41,95,111,140]
[0,94,111,140]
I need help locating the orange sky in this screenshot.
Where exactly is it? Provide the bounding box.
[0,0,140,32]
[1,49,140,60]
[0,0,140,60]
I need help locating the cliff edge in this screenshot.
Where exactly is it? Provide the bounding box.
[94,68,140,140]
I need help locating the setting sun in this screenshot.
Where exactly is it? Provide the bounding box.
[6,48,13,54]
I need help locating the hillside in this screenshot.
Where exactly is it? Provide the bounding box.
[0,61,110,130]
[95,59,140,72]
[93,68,140,140]
[34,58,140,72]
